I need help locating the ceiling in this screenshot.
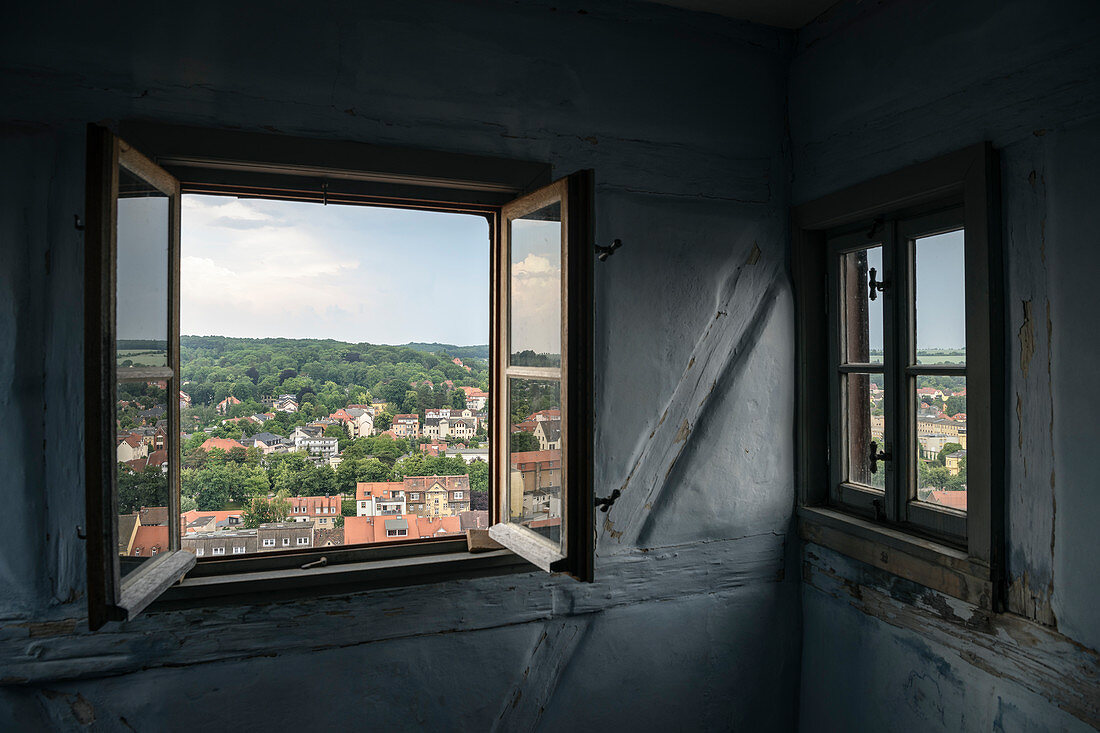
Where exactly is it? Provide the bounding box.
[640,0,839,29]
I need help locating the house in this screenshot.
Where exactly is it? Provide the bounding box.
[183,529,257,557]
[287,495,343,527]
[343,514,463,545]
[509,450,562,496]
[137,405,166,425]
[927,490,968,511]
[355,482,407,517]
[179,391,191,408]
[402,475,471,518]
[215,395,241,415]
[117,514,139,556]
[273,394,299,413]
[248,432,285,454]
[448,448,489,464]
[123,448,168,474]
[315,527,344,547]
[945,449,967,476]
[256,522,314,551]
[331,407,373,438]
[129,525,168,557]
[459,386,488,410]
[180,510,244,534]
[390,413,420,438]
[422,416,476,440]
[137,506,169,527]
[199,437,247,453]
[533,419,561,451]
[419,440,447,456]
[116,434,148,463]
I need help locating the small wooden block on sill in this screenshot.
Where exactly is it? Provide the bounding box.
[466,529,503,553]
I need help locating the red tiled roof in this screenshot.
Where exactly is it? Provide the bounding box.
[511,450,562,468]
[356,481,405,501]
[118,434,143,448]
[459,386,488,398]
[343,514,462,545]
[124,449,168,473]
[131,525,169,556]
[927,490,967,511]
[200,437,247,452]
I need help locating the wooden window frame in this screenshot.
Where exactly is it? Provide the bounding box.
[793,143,1004,609]
[85,122,594,618]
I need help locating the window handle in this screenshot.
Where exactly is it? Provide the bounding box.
[869,440,892,474]
[868,267,888,301]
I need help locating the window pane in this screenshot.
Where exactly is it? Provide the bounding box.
[116,382,170,565]
[508,378,562,546]
[116,166,169,371]
[510,202,561,367]
[843,372,885,489]
[840,245,883,364]
[914,229,966,365]
[914,375,967,510]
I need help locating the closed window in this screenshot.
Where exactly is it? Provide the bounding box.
[262,538,275,547]
[212,547,225,556]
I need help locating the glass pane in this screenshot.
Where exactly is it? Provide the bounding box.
[841,245,883,364]
[115,382,170,566]
[116,166,169,372]
[914,229,966,365]
[508,378,562,546]
[510,201,561,367]
[915,375,967,510]
[844,372,885,489]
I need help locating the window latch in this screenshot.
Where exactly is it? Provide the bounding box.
[869,440,891,474]
[868,267,888,301]
[595,239,622,262]
[594,489,621,512]
[300,556,327,569]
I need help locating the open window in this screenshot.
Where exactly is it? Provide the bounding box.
[489,174,594,580]
[84,126,195,630]
[84,123,594,625]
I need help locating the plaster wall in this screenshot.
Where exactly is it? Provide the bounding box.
[0,1,799,730]
[789,0,1100,729]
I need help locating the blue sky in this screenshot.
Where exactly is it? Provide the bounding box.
[863,229,966,351]
[180,194,490,345]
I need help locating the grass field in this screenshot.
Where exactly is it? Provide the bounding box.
[117,349,167,367]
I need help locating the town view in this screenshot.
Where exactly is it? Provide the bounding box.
[115,195,562,561]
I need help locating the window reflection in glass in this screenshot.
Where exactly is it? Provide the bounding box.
[116,166,169,371]
[510,202,561,368]
[508,378,562,546]
[115,382,170,569]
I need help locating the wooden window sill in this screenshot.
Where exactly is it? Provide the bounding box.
[152,547,531,610]
[798,505,994,610]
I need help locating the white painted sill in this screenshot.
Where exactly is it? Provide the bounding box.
[798,505,994,610]
[153,546,531,609]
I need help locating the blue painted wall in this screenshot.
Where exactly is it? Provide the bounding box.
[790,0,1100,729]
[0,1,800,730]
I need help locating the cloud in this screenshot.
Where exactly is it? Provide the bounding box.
[179,194,490,344]
[510,253,560,354]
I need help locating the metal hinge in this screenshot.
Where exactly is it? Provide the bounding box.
[868,267,888,301]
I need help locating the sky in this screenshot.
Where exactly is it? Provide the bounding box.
[510,218,561,356]
[862,229,966,352]
[179,194,490,345]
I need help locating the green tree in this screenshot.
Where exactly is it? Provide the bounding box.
[341,499,357,516]
[242,490,291,528]
[937,442,964,465]
[945,395,966,416]
[510,432,540,452]
[468,458,488,495]
[117,465,168,514]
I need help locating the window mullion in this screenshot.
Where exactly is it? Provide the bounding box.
[882,219,905,523]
